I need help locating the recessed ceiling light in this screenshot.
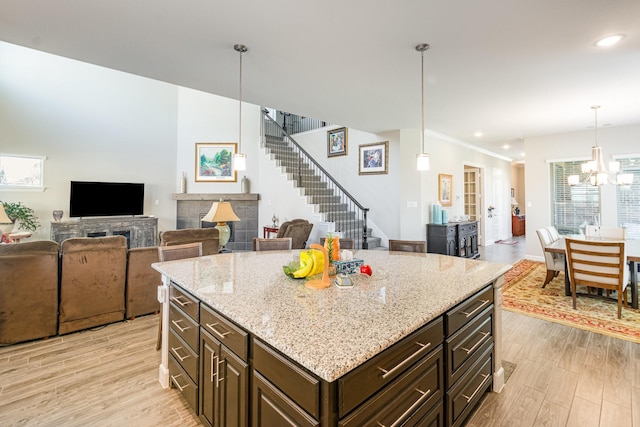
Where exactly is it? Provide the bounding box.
[520,152,526,157]
[475,132,483,138]
[502,144,510,149]
[595,34,624,47]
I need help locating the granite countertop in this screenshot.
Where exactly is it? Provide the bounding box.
[153,250,511,382]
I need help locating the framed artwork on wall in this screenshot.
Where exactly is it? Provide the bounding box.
[358,141,389,175]
[439,174,453,206]
[195,142,238,182]
[327,127,348,157]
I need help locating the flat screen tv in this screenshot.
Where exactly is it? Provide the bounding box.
[70,181,145,218]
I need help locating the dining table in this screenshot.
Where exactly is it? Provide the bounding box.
[544,236,640,309]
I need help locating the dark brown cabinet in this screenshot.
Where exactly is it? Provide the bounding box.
[512,215,525,236]
[200,305,249,427]
[427,221,479,259]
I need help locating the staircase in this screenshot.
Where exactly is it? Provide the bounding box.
[262,111,381,249]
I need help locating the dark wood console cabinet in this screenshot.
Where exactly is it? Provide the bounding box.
[512,215,525,237]
[50,216,157,248]
[427,221,479,259]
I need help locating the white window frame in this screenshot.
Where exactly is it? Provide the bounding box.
[0,153,46,191]
[615,154,640,239]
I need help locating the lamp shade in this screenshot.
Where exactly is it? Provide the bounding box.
[0,204,11,224]
[510,197,519,206]
[202,201,240,223]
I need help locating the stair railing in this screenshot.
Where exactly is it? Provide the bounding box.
[262,109,370,249]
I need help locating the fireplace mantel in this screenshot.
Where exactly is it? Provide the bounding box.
[172,193,259,201]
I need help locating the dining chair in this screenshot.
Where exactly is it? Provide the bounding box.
[388,239,426,253]
[536,228,564,288]
[546,226,560,242]
[156,242,203,350]
[565,238,628,319]
[319,237,355,249]
[585,225,626,240]
[254,237,292,251]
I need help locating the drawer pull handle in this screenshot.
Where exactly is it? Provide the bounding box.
[461,299,490,318]
[217,358,225,388]
[171,319,191,332]
[460,332,490,355]
[377,341,431,380]
[211,355,219,383]
[170,346,191,362]
[170,373,191,392]
[461,373,490,403]
[206,322,231,339]
[376,388,432,427]
[170,295,191,307]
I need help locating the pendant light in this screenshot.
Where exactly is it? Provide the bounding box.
[567,106,633,186]
[416,43,430,171]
[233,44,247,171]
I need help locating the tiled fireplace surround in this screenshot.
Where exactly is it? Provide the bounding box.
[173,193,259,251]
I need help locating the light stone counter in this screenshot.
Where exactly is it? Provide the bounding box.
[154,250,511,383]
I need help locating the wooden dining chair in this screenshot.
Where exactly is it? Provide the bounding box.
[565,238,628,319]
[156,242,203,350]
[253,237,292,251]
[388,239,426,253]
[319,237,355,250]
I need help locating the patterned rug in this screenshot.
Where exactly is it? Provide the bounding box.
[503,259,640,343]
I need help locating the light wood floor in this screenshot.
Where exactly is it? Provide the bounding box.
[2,236,638,426]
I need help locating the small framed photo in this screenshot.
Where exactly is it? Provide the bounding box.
[438,174,453,206]
[195,143,238,182]
[359,141,389,175]
[327,127,348,157]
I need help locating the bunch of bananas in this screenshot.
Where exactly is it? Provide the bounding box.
[283,249,325,279]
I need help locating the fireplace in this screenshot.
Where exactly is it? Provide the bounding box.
[173,193,259,251]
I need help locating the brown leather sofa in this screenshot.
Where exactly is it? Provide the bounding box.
[160,228,219,255]
[277,219,313,249]
[126,246,161,319]
[0,241,59,344]
[59,236,128,334]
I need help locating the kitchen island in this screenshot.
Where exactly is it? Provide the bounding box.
[154,249,511,426]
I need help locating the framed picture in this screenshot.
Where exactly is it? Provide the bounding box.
[195,143,238,182]
[327,127,348,157]
[359,141,389,175]
[438,174,453,206]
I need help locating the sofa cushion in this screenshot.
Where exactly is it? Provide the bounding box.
[0,241,59,344]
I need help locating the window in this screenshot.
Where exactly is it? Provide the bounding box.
[0,154,45,189]
[616,156,640,239]
[550,160,600,234]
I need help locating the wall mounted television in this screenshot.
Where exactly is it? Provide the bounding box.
[70,181,145,218]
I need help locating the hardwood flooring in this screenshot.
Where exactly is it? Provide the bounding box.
[1,236,638,426]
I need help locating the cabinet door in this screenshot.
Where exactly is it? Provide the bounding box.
[220,346,249,427]
[252,371,319,427]
[200,330,221,427]
[446,237,457,256]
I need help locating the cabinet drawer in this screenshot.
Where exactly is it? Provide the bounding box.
[415,399,444,427]
[445,286,493,335]
[252,371,319,427]
[170,285,199,321]
[200,304,248,361]
[339,344,443,426]
[339,317,443,417]
[169,328,198,383]
[459,222,477,235]
[253,338,320,420]
[169,354,198,414]
[169,303,199,352]
[427,224,456,237]
[445,306,493,387]
[446,346,493,427]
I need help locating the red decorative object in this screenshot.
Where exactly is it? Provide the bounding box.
[360,265,372,276]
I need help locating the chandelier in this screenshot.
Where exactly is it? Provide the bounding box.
[567,106,632,186]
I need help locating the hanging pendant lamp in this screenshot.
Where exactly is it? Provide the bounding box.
[416,43,430,171]
[233,44,247,171]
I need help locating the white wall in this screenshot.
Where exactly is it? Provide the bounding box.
[524,124,640,260]
[0,41,178,240]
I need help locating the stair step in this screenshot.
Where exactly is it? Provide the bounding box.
[317,203,349,213]
[325,211,356,221]
[310,195,341,204]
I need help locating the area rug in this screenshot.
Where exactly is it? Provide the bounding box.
[503,260,640,343]
[495,239,518,245]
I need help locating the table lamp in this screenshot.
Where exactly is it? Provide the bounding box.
[511,197,520,215]
[0,203,14,234]
[202,200,240,249]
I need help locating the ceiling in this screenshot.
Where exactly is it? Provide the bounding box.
[2,0,639,162]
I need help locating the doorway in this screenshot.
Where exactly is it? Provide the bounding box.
[464,165,484,245]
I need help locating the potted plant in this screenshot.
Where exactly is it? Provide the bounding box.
[1,201,40,232]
